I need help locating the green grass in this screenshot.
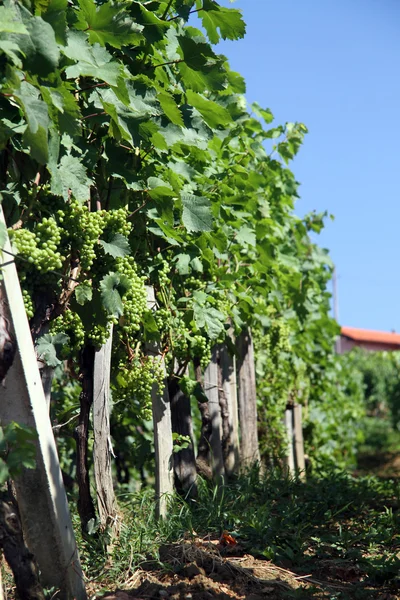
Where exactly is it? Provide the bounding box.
[76,467,400,598]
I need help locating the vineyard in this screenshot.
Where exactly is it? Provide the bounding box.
[1,1,400,599]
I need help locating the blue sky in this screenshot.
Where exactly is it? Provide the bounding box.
[215,0,400,331]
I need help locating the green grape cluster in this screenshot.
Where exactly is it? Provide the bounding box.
[191,334,211,369]
[22,289,34,319]
[185,276,206,290]
[87,323,112,348]
[154,308,172,333]
[11,218,64,273]
[102,207,131,237]
[59,203,105,271]
[113,354,164,420]
[117,256,147,336]
[50,309,85,353]
[158,259,170,287]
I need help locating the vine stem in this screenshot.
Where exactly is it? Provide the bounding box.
[161,0,174,20]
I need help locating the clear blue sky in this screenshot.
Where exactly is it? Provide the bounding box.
[215,0,400,332]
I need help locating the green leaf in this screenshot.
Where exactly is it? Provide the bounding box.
[100,272,131,317]
[186,90,231,129]
[175,253,191,275]
[157,91,184,127]
[190,256,203,272]
[0,223,7,250]
[236,225,256,247]
[193,302,225,340]
[75,0,143,48]
[14,81,49,164]
[147,176,176,201]
[251,102,274,124]
[41,0,68,45]
[64,31,122,86]
[0,458,9,486]
[99,233,130,258]
[0,40,24,67]
[50,154,92,202]
[200,1,246,44]
[0,6,28,34]
[17,11,60,77]
[75,283,93,305]
[36,333,69,367]
[142,309,159,341]
[181,194,213,233]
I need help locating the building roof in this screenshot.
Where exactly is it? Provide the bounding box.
[341,326,400,345]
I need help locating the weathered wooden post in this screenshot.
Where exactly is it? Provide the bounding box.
[93,324,119,533]
[0,207,86,599]
[237,328,260,468]
[218,342,239,475]
[204,347,225,480]
[283,403,305,478]
[293,403,306,478]
[284,405,296,475]
[145,287,174,518]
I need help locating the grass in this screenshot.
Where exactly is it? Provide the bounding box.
[76,466,400,599]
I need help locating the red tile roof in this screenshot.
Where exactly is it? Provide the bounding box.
[341,326,400,345]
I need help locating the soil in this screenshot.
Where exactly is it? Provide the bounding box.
[96,536,400,600]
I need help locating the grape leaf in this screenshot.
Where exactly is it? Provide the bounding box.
[175,253,191,275]
[147,176,176,201]
[158,91,184,127]
[13,81,49,164]
[251,102,274,125]
[0,6,29,34]
[50,154,92,202]
[15,11,60,77]
[75,0,143,48]
[190,257,203,272]
[36,333,69,367]
[75,283,93,305]
[100,272,131,317]
[193,303,225,340]
[186,90,231,129]
[181,194,212,233]
[99,233,130,258]
[236,225,256,247]
[200,1,246,44]
[64,31,122,86]
[41,0,68,45]
[142,309,159,341]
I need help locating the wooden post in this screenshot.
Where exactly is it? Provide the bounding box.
[40,366,54,412]
[293,403,306,479]
[218,343,239,475]
[237,328,260,468]
[145,287,174,518]
[0,207,86,600]
[204,347,225,480]
[284,406,295,475]
[93,324,119,533]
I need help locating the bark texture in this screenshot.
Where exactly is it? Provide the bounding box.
[237,328,260,468]
[0,498,44,600]
[93,326,119,533]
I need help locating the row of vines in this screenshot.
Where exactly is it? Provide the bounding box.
[0,0,364,540]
